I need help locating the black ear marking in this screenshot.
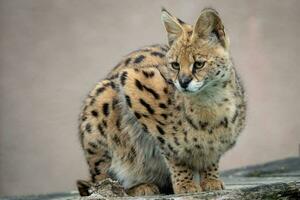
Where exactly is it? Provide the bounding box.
[161,7,170,15]
[177,18,186,25]
[211,29,220,40]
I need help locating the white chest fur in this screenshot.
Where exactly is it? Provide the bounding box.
[170,82,239,170]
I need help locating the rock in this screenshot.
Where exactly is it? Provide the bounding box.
[221,157,300,178]
[86,178,127,198]
[1,157,299,200]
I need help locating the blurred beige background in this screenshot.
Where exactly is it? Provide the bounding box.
[0,0,300,196]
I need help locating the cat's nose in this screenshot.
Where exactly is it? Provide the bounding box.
[179,75,192,89]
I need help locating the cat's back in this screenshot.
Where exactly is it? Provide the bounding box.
[107,44,169,79]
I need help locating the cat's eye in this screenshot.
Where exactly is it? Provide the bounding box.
[193,61,205,70]
[170,62,180,70]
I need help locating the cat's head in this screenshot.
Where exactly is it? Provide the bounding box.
[161,8,232,94]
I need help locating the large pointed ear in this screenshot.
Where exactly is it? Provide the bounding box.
[193,8,229,49]
[161,8,183,46]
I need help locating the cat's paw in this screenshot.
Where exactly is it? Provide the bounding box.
[126,183,160,196]
[173,181,202,194]
[200,178,224,191]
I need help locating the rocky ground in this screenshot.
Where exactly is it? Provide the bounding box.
[1,157,299,200]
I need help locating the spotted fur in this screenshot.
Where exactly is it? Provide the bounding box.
[78,8,246,196]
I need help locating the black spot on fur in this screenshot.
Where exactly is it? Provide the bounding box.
[86,123,92,133]
[108,73,119,80]
[91,110,98,117]
[163,87,168,94]
[143,85,160,99]
[82,116,87,121]
[89,98,96,105]
[95,159,106,166]
[83,105,88,111]
[102,120,107,128]
[94,168,102,176]
[110,81,116,89]
[216,70,221,76]
[86,149,96,155]
[174,137,180,146]
[88,142,98,149]
[103,82,111,87]
[125,95,132,107]
[134,55,145,64]
[142,70,155,78]
[97,139,107,147]
[103,151,111,159]
[120,71,128,86]
[116,118,121,131]
[157,136,165,144]
[168,143,177,154]
[151,51,165,58]
[186,116,198,130]
[141,123,148,132]
[156,119,166,126]
[184,135,188,143]
[124,58,131,66]
[112,135,121,145]
[160,46,169,52]
[96,87,105,95]
[161,113,168,119]
[91,174,96,182]
[156,125,165,135]
[185,148,191,154]
[220,117,228,128]
[112,98,118,110]
[97,123,106,137]
[232,110,238,123]
[139,98,155,114]
[135,79,143,90]
[199,121,208,130]
[102,103,109,117]
[220,139,226,144]
[128,147,136,162]
[159,103,167,109]
[134,112,141,119]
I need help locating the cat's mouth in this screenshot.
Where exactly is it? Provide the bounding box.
[180,83,207,94]
[174,79,207,94]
